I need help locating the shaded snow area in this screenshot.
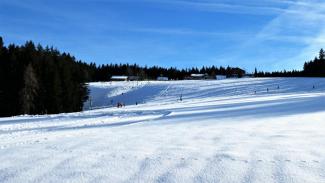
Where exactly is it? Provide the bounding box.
[1,78,325,183]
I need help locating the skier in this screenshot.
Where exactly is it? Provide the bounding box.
[117,102,123,108]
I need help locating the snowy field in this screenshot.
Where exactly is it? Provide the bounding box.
[1,78,325,183]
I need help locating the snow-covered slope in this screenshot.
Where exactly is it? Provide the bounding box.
[1,78,325,183]
[85,78,325,109]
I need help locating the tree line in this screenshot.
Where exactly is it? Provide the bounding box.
[90,64,245,81]
[0,37,89,117]
[254,49,325,77]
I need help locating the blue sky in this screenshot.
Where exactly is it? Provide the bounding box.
[1,0,325,72]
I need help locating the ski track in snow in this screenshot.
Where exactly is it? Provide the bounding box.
[1,78,325,182]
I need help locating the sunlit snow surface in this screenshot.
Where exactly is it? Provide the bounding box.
[1,78,325,183]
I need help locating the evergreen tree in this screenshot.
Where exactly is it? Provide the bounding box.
[20,64,39,114]
[319,48,325,60]
[0,36,3,49]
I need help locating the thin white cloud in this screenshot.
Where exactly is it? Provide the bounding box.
[228,0,325,70]
[103,0,317,16]
[158,0,288,15]
[124,27,253,39]
[116,0,293,15]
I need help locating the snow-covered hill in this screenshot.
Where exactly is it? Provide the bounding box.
[1,78,325,182]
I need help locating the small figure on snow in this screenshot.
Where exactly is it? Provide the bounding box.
[117,102,123,108]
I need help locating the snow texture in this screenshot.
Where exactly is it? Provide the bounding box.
[1,78,325,183]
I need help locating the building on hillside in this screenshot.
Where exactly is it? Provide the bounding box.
[231,68,246,78]
[229,74,239,78]
[216,75,227,80]
[188,73,207,80]
[157,76,169,81]
[186,73,216,80]
[128,76,140,81]
[111,75,128,81]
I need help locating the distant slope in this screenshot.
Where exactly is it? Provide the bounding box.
[85,78,325,110]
